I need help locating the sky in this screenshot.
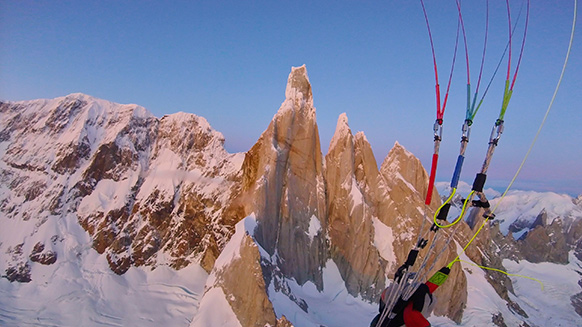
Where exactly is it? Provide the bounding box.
[1,1,580,196]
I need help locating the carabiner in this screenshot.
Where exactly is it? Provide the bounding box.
[433,119,443,142]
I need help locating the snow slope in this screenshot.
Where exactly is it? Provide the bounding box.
[2,209,580,327]
[0,213,208,326]
[268,260,378,327]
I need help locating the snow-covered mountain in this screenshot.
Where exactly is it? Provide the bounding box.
[1,67,581,326]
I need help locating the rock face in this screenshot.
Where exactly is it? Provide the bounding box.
[229,65,328,291]
[225,66,465,322]
[324,114,467,319]
[4,262,31,283]
[379,142,467,322]
[29,242,57,265]
[519,218,569,264]
[0,94,243,279]
[192,219,281,327]
[568,218,582,261]
[325,114,388,301]
[112,112,243,273]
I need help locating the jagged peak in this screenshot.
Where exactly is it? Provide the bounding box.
[337,112,349,126]
[160,111,226,146]
[392,140,403,150]
[354,131,368,143]
[162,111,208,128]
[329,112,352,150]
[389,141,413,158]
[284,65,313,107]
[271,66,317,135]
[380,141,417,177]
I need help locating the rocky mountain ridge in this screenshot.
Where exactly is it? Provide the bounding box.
[1,66,581,326]
[0,93,244,278]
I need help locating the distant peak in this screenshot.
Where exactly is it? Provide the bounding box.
[334,113,351,134]
[387,141,413,160]
[338,112,348,125]
[392,141,408,153]
[354,131,368,142]
[329,112,352,150]
[62,93,96,102]
[65,92,91,98]
[275,65,316,119]
[162,111,212,131]
[285,65,313,106]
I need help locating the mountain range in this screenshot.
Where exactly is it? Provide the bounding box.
[1,66,581,326]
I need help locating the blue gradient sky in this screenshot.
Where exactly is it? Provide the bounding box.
[1,1,580,196]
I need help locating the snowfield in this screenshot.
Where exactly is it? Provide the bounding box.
[0,213,208,326]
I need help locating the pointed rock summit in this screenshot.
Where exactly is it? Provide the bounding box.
[325,113,388,300]
[329,112,350,151]
[380,141,437,207]
[230,65,327,291]
[284,64,313,108]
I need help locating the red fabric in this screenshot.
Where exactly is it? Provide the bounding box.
[381,287,388,303]
[403,282,439,327]
[426,281,439,294]
[403,302,430,327]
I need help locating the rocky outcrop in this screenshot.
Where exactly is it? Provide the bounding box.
[29,242,57,265]
[492,312,508,327]
[4,262,31,283]
[210,233,277,326]
[3,244,31,283]
[380,142,467,323]
[566,217,582,261]
[127,113,243,272]
[192,218,293,327]
[519,218,569,264]
[0,94,243,278]
[229,65,328,290]
[489,222,523,263]
[325,114,388,301]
